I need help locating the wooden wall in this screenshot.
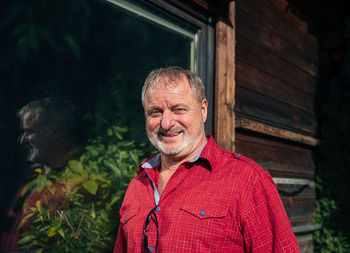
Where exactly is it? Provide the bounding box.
[185,0,321,250]
[233,0,319,251]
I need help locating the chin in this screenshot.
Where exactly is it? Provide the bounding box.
[28,150,41,163]
[151,137,192,156]
[159,146,185,156]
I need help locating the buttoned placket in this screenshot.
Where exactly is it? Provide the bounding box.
[142,169,160,253]
[141,144,207,252]
[142,162,199,252]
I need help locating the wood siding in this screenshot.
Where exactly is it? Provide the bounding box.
[235,0,318,135]
[234,0,319,251]
[188,0,319,251]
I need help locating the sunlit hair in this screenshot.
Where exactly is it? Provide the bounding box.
[141,66,206,107]
[17,97,79,140]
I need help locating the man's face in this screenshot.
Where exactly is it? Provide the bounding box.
[144,77,207,158]
[19,112,53,163]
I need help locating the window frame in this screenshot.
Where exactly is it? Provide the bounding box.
[105,0,215,134]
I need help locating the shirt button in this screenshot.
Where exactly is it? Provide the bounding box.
[156,206,160,211]
[200,210,205,216]
[124,217,127,221]
[236,154,241,157]
[149,246,154,252]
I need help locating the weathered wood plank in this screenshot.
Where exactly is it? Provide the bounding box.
[236,60,315,112]
[236,0,318,53]
[262,0,309,33]
[235,87,317,134]
[282,195,316,221]
[236,34,317,94]
[235,131,315,177]
[236,117,319,146]
[296,234,314,253]
[215,1,236,152]
[236,8,317,76]
[291,216,316,227]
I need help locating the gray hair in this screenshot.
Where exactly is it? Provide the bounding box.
[17,97,79,139]
[141,67,206,107]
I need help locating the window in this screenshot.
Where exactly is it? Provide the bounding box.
[0,0,214,249]
[0,0,214,237]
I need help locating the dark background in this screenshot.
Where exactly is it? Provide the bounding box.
[0,0,192,232]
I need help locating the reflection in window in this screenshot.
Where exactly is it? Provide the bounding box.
[0,0,200,251]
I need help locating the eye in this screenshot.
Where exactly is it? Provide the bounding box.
[149,109,162,117]
[173,107,187,114]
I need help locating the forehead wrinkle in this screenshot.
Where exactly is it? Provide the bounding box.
[146,81,198,111]
[147,90,189,108]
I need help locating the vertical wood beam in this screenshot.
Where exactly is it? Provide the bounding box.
[215,1,236,152]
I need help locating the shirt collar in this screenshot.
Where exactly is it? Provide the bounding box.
[138,135,219,174]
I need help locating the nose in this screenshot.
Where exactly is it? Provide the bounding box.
[18,132,27,145]
[160,110,175,130]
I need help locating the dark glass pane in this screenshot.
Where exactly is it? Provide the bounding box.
[0,0,195,249]
[90,0,194,141]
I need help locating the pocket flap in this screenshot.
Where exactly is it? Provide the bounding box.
[180,203,227,219]
[120,208,139,224]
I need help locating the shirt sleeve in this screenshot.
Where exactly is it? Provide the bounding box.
[241,171,301,252]
[113,223,127,253]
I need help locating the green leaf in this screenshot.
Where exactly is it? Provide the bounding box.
[82,180,98,195]
[116,133,123,140]
[129,151,138,164]
[100,209,108,221]
[47,226,57,237]
[68,160,84,172]
[17,235,36,245]
[57,228,65,239]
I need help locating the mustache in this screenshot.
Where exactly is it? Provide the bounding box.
[157,127,185,135]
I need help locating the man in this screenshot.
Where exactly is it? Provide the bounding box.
[114,67,300,252]
[18,97,81,168]
[0,97,83,252]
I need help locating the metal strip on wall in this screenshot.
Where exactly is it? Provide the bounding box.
[273,177,315,197]
[273,177,315,188]
[292,224,322,234]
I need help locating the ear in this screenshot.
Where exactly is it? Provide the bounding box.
[201,99,208,123]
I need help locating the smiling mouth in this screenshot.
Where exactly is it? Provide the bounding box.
[157,129,184,138]
[162,132,180,137]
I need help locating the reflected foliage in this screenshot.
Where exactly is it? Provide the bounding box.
[314,18,350,252]
[1,0,96,224]
[0,0,191,250]
[18,126,144,252]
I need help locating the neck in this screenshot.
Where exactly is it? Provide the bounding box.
[160,158,182,172]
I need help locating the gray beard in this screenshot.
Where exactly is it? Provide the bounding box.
[148,128,203,156]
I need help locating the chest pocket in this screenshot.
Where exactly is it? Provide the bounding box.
[119,208,139,225]
[179,202,228,244]
[180,202,227,219]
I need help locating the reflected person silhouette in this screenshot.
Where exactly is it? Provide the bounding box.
[19,98,81,168]
[0,97,83,253]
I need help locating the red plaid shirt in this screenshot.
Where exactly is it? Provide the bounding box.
[114,135,300,252]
